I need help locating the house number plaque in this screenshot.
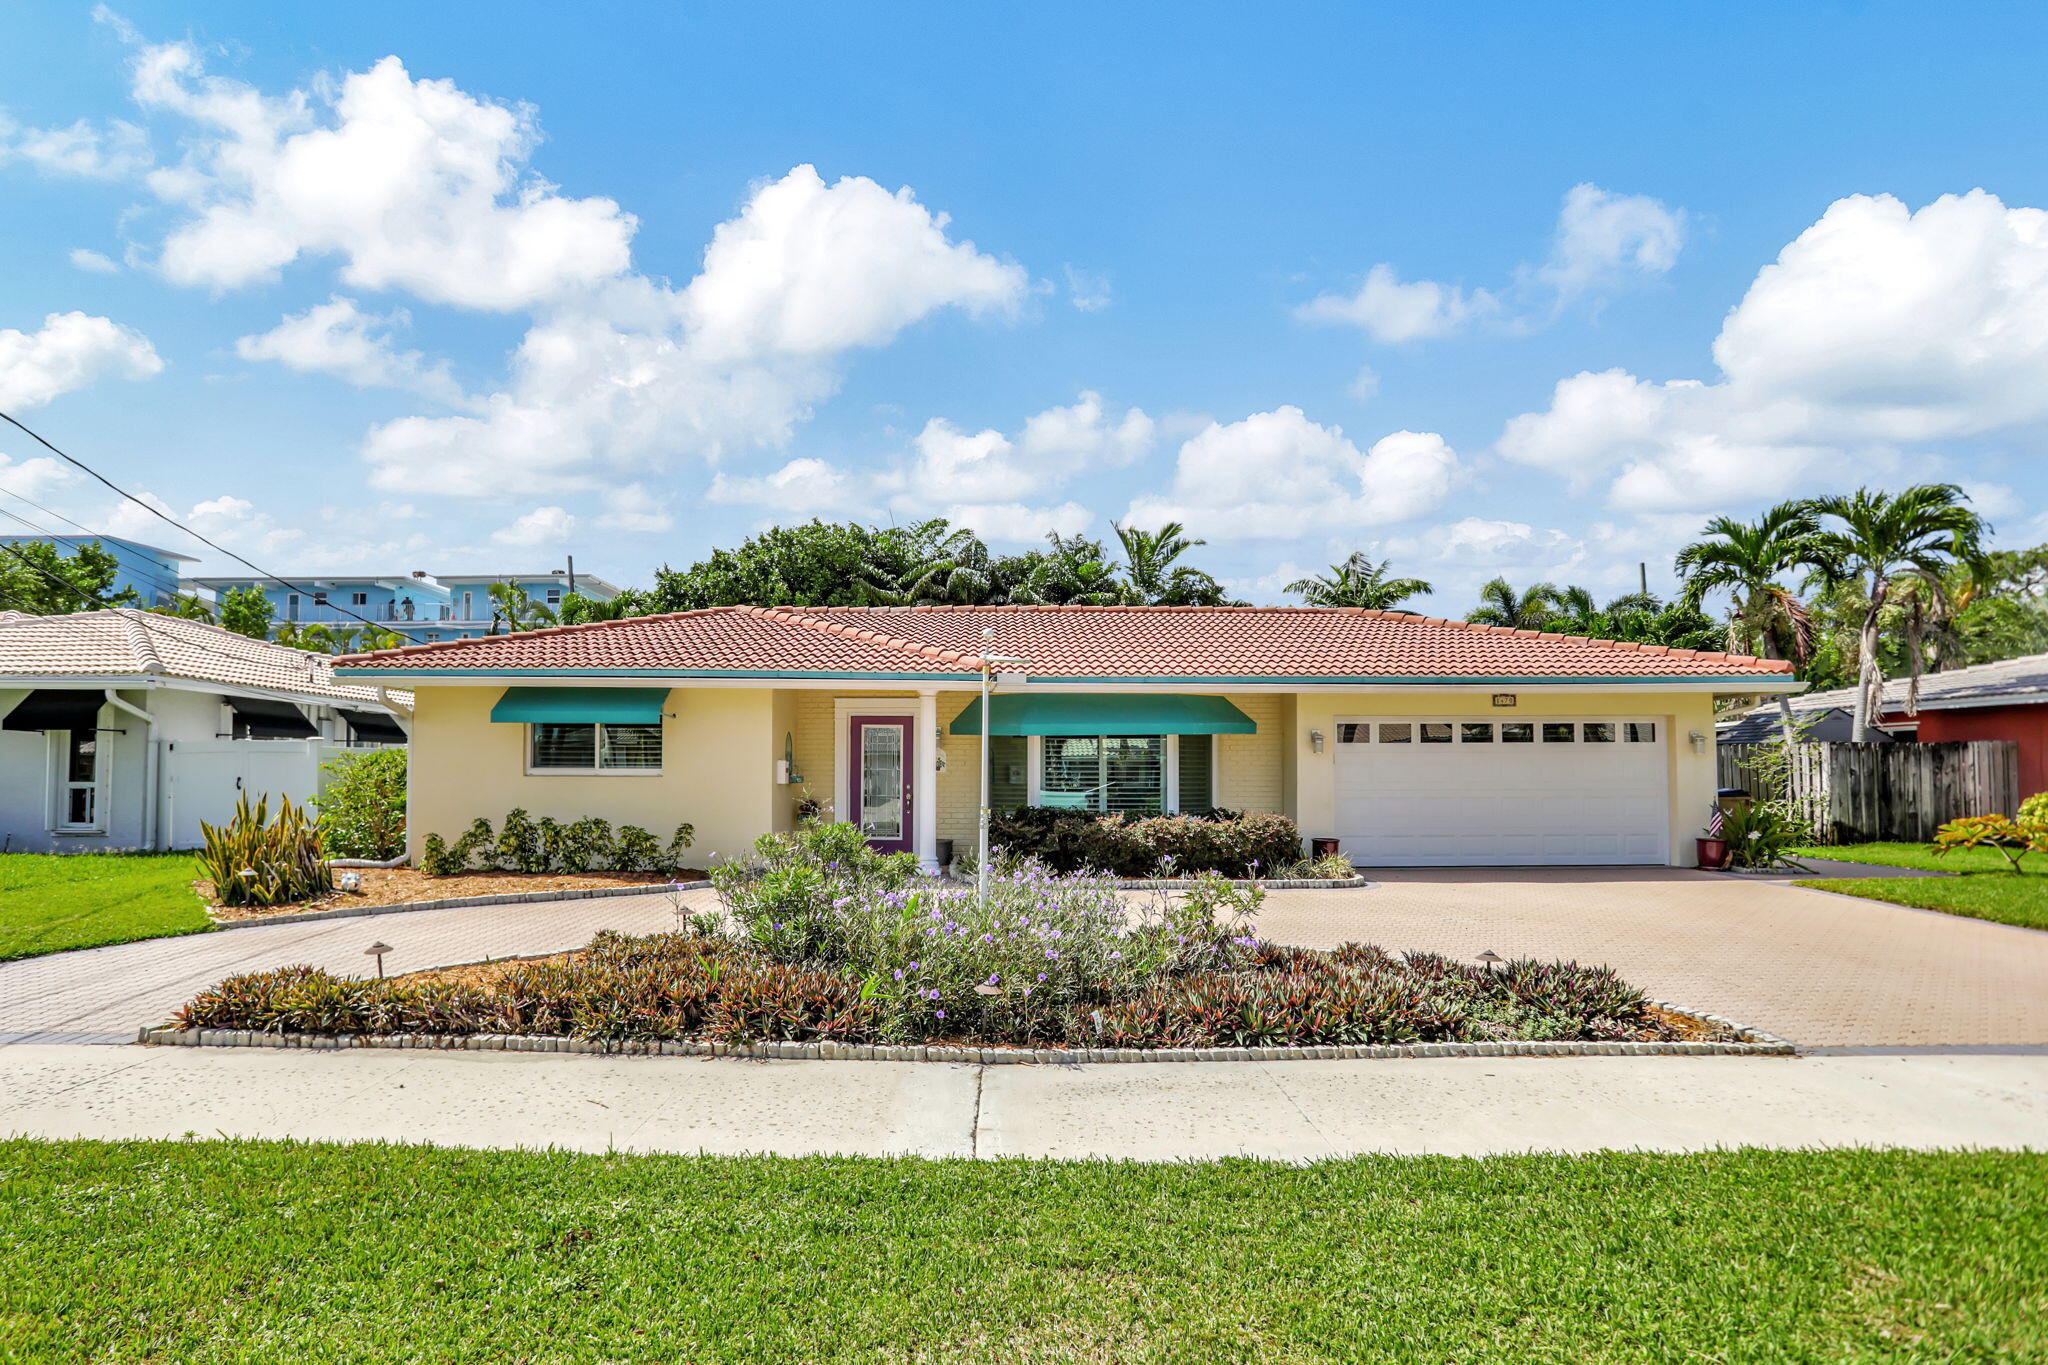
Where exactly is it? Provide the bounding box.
[1491,694,1517,707]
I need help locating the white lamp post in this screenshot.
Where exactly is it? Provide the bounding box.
[976,627,1029,904]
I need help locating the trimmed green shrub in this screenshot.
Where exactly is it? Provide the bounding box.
[988,807,1306,877]
[310,748,406,859]
[195,793,333,908]
[415,812,695,876]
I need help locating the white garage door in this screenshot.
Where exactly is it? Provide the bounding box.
[1333,717,1670,866]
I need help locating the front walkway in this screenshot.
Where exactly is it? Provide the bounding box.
[0,888,702,1043]
[3,1043,2044,1159]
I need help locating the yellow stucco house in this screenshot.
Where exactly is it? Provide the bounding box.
[335,605,1797,870]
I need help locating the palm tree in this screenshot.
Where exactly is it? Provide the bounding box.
[1674,500,1833,741]
[857,522,1006,605]
[1808,484,1988,740]
[1466,577,1562,630]
[1012,532,1138,606]
[1287,554,1433,610]
[486,580,558,634]
[1114,522,1225,605]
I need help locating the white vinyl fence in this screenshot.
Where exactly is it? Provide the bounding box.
[163,739,396,848]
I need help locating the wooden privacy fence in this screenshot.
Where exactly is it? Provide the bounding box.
[1717,740,2020,844]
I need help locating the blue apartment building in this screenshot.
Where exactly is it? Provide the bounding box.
[177,567,621,643]
[0,534,197,608]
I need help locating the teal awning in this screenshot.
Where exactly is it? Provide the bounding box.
[950,693,1256,736]
[489,686,669,724]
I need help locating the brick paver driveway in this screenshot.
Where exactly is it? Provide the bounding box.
[4,871,2042,1048]
[1256,869,2048,1047]
[0,889,709,1043]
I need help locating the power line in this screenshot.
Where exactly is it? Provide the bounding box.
[0,505,373,685]
[0,502,184,604]
[0,481,187,601]
[0,407,437,642]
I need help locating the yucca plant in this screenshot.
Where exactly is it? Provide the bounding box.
[196,792,333,908]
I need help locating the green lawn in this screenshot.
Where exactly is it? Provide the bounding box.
[1792,843,2048,933]
[0,853,211,962]
[2,1139,2043,1363]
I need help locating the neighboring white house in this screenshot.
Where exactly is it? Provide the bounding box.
[0,609,411,852]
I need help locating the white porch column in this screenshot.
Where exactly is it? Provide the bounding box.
[915,687,941,872]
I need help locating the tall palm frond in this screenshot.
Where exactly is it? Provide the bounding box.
[1287,554,1433,610]
[1466,578,1562,630]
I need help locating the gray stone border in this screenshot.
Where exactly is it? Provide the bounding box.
[137,997,1795,1060]
[205,881,706,931]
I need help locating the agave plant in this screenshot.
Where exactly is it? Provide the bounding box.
[196,792,333,908]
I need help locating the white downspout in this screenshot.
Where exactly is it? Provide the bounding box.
[102,688,159,851]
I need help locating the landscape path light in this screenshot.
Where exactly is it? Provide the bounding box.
[1476,950,1504,974]
[365,941,393,979]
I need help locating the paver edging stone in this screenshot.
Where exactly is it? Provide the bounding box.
[137,997,1795,1060]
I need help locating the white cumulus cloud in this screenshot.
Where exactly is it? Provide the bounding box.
[1500,190,2048,512]
[0,114,151,179]
[236,296,465,404]
[0,311,163,410]
[132,44,635,309]
[1126,407,1458,541]
[491,505,576,547]
[68,248,120,273]
[1298,182,1684,343]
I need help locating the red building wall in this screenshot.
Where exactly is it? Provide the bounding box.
[1909,705,2048,800]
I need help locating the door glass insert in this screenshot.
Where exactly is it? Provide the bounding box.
[858,724,905,839]
[1624,722,1658,742]
[1542,722,1576,743]
[1420,722,1453,744]
[1377,723,1412,743]
[1460,723,1494,743]
[1336,722,1367,744]
[1583,722,1616,743]
[1501,722,1534,743]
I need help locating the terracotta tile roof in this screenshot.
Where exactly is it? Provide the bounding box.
[334,605,1793,680]
[0,608,410,706]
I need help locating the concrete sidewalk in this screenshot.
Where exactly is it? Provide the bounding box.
[4,1044,2044,1160]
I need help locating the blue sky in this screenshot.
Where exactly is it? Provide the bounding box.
[4,2,2048,610]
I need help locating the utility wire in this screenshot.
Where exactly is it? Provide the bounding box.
[1,407,437,641]
[0,504,366,685]
[0,499,183,604]
[0,483,186,603]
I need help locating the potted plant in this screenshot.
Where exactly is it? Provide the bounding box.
[1695,829,1730,870]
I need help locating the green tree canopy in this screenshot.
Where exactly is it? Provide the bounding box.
[0,540,137,615]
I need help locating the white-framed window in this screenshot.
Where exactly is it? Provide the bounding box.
[350,591,368,606]
[50,728,106,832]
[1335,718,1661,748]
[1028,734,1214,814]
[526,721,663,774]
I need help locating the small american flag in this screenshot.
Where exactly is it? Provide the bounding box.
[1707,802,1725,836]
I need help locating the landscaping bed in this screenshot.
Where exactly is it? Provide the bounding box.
[171,824,1750,1053]
[7,1139,2043,1363]
[200,866,701,923]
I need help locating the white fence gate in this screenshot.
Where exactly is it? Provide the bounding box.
[162,739,387,848]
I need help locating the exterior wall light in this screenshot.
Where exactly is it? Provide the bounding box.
[1688,730,1708,755]
[1309,729,1326,754]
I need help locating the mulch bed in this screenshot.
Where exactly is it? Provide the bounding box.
[200,868,706,923]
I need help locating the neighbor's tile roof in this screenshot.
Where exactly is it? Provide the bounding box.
[333,605,1794,680]
[0,608,408,706]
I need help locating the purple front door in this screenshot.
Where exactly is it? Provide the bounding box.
[847,715,914,853]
